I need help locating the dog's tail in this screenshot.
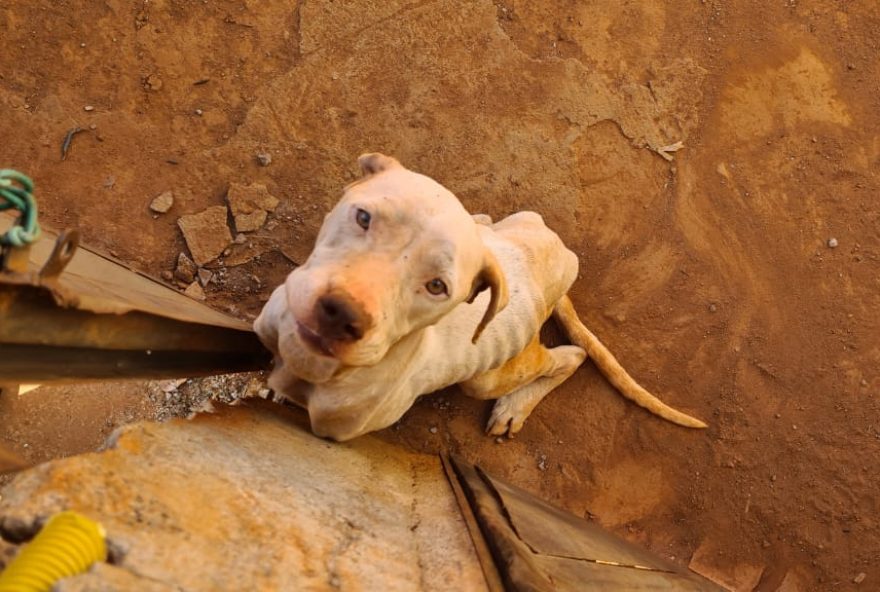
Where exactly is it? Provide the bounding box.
[553,295,708,429]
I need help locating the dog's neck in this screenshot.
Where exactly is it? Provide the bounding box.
[327,325,429,386]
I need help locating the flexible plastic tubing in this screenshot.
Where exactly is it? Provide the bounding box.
[0,511,107,592]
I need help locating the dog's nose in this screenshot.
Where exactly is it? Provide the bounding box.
[315,294,367,341]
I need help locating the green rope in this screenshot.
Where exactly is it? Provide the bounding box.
[0,169,40,247]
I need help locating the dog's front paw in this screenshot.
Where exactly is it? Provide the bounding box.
[486,392,536,437]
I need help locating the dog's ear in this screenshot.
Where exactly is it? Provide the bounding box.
[358,153,401,176]
[469,250,510,343]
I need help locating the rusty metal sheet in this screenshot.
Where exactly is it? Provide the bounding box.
[441,455,506,592]
[447,456,724,591]
[0,213,271,382]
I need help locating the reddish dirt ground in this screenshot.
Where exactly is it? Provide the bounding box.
[2,1,879,590]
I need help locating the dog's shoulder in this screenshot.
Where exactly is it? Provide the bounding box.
[480,211,578,304]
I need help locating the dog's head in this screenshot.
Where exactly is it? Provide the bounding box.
[266,153,508,371]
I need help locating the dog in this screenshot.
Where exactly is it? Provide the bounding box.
[254,153,707,441]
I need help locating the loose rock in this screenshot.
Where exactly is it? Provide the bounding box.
[177,206,232,265]
[197,268,213,287]
[854,572,866,584]
[226,182,280,233]
[145,74,163,91]
[256,152,272,167]
[160,270,173,282]
[149,190,174,214]
[174,253,198,283]
[184,281,206,301]
[688,541,764,591]
[827,237,838,248]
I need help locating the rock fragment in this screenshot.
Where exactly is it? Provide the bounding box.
[688,540,764,591]
[174,253,198,283]
[184,281,206,301]
[149,190,174,214]
[177,206,232,265]
[226,183,280,233]
[197,268,213,287]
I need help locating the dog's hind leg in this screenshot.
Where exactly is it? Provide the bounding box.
[485,345,585,437]
[462,335,586,436]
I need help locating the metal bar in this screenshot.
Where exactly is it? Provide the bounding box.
[0,213,272,383]
[0,344,269,383]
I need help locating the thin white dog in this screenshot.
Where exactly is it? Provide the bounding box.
[255,153,707,441]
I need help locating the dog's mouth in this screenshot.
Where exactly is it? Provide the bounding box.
[296,322,337,358]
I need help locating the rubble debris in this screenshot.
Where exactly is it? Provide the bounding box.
[226,182,280,233]
[688,540,764,591]
[174,253,198,283]
[183,281,206,301]
[149,190,174,214]
[145,74,163,91]
[656,140,684,161]
[177,206,232,265]
[197,268,213,287]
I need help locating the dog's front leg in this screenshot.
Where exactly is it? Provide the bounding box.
[461,335,586,436]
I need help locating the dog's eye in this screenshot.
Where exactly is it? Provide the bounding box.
[425,278,447,296]
[355,208,371,230]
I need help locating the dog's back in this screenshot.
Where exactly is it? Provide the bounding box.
[410,212,578,392]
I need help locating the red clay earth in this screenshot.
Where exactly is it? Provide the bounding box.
[2,1,879,589]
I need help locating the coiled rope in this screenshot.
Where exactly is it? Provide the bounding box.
[0,170,40,247]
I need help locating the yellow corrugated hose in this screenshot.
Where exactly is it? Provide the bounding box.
[0,511,107,592]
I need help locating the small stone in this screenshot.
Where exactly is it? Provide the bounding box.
[194,108,203,116]
[0,515,39,543]
[827,237,838,248]
[89,123,97,130]
[197,268,213,287]
[762,540,770,548]
[160,270,173,282]
[146,74,163,91]
[771,475,777,482]
[688,541,765,591]
[233,233,247,244]
[103,176,116,189]
[226,182,280,232]
[174,253,198,283]
[494,437,504,444]
[177,206,232,265]
[854,572,867,584]
[149,190,174,214]
[429,426,438,434]
[84,105,94,112]
[537,454,547,471]
[80,42,86,48]
[709,303,717,313]
[256,152,272,167]
[184,281,206,301]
